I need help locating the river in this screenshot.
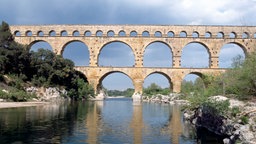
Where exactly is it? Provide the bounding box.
[0,98,223,144]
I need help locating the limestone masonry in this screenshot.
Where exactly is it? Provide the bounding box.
[9,25,256,94]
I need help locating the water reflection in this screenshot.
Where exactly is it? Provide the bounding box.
[0,99,199,144]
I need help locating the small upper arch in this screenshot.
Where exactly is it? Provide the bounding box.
[107,30,115,37]
[192,31,199,38]
[167,31,175,37]
[217,32,224,38]
[96,30,103,37]
[84,30,92,36]
[118,30,126,37]
[26,30,32,36]
[14,30,21,36]
[37,31,44,36]
[242,32,249,39]
[73,30,80,36]
[49,30,56,36]
[229,32,237,38]
[154,31,162,37]
[142,31,150,37]
[130,31,137,37]
[180,31,187,37]
[205,32,212,38]
[61,30,68,36]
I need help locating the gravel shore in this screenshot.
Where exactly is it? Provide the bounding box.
[0,102,48,109]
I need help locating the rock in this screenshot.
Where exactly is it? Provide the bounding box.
[223,138,230,144]
[0,99,4,102]
[132,92,142,102]
[2,89,8,93]
[94,90,107,100]
[229,99,245,108]
[239,125,255,142]
[209,95,228,102]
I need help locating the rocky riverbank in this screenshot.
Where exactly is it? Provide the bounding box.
[142,93,189,105]
[184,96,256,144]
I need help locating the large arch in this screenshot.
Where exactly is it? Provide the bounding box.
[181,42,210,68]
[181,72,205,94]
[29,40,53,52]
[98,41,135,67]
[143,72,172,91]
[62,40,90,66]
[219,42,246,68]
[97,71,134,93]
[143,41,173,67]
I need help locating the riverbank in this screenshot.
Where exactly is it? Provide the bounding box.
[0,102,49,109]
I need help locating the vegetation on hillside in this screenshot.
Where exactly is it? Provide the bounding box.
[0,21,94,101]
[143,83,171,96]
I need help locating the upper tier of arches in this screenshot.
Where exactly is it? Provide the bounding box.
[10,25,256,39]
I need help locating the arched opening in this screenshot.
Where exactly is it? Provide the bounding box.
[181,73,205,95]
[254,33,256,38]
[180,31,187,37]
[84,31,91,36]
[118,30,126,37]
[229,32,236,38]
[62,41,90,66]
[143,73,172,95]
[29,41,53,52]
[205,32,211,38]
[181,42,210,68]
[49,30,56,36]
[242,32,249,39]
[217,32,224,38]
[26,30,32,36]
[61,30,68,36]
[192,31,199,38]
[96,30,103,37]
[130,31,137,37]
[37,31,44,36]
[73,30,80,36]
[167,31,174,37]
[142,31,150,37]
[154,31,162,37]
[219,43,246,68]
[98,41,135,67]
[143,42,172,67]
[107,30,115,37]
[14,31,21,36]
[98,72,134,96]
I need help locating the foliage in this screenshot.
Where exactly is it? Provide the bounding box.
[107,88,134,97]
[240,115,249,124]
[143,83,171,96]
[202,100,230,117]
[0,21,94,101]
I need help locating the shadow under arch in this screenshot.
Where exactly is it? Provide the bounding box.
[97,71,134,93]
[29,40,53,52]
[181,41,211,68]
[219,42,247,68]
[98,41,135,67]
[143,41,173,67]
[61,40,90,66]
[143,71,173,91]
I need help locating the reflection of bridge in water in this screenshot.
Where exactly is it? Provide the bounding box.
[10,25,256,100]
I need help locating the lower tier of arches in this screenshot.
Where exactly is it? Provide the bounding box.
[74,66,226,94]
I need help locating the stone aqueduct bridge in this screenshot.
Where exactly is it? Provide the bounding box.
[9,25,256,95]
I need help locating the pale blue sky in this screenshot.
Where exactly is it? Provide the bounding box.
[1,0,253,90]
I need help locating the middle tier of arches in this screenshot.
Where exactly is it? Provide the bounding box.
[22,36,250,68]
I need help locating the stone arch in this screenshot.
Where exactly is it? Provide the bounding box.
[96,30,103,36]
[143,41,173,67]
[142,31,150,37]
[97,71,134,92]
[26,30,32,36]
[118,30,126,37]
[107,30,115,37]
[130,31,137,37]
[181,41,211,68]
[229,32,237,38]
[242,32,249,39]
[205,32,212,38]
[14,30,21,36]
[49,30,56,36]
[180,31,187,37]
[61,40,90,66]
[84,30,91,36]
[181,72,206,91]
[29,40,53,52]
[61,30,68,36]
[37,31,44,36]
[217,32,224,38]
[167,31,175,37]
[73,30,80,36]
[98,41,135,67]
[192,31,199,38]
[154,31,162,37]
[219,42,247,68]
[143,71,173,91]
